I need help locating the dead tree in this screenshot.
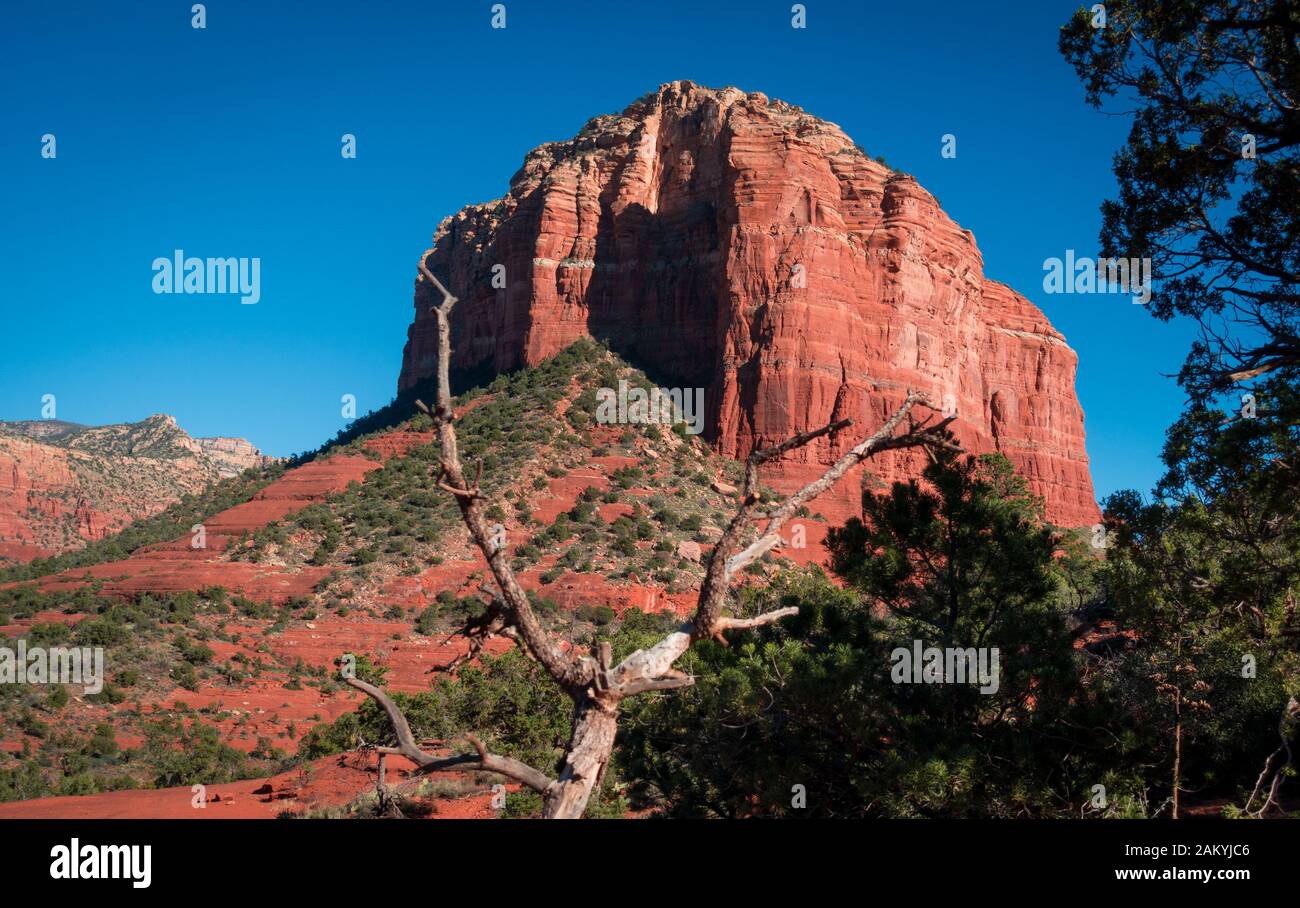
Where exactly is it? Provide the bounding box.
[1244,695,1299,817]
[345,262,958,818]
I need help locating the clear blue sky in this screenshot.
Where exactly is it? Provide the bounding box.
[0,0,1197,501]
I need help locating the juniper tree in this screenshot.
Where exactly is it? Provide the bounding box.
[1060,0,1300,399]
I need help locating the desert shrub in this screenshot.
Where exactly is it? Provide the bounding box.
[143,718,256,787]
[0,761,50,803]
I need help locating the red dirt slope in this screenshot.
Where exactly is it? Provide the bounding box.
[25,453,381,604]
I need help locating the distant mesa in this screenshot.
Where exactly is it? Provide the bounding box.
[0,414,272,563]
[399,80,1101,526]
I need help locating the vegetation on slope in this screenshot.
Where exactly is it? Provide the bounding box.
[0,462,285,584]
[0,584,296,800]
[232,339,762,601]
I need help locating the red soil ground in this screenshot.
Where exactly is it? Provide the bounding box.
[0,752,497,819]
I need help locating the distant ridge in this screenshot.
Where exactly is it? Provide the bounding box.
[0,414,272,563]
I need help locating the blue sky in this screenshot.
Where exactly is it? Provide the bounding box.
[0,0,1198,501]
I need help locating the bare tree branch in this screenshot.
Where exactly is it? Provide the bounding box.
[348,262,965,818]
[344,676,555,794]
[713,607,801,632]
[695,392,955,634]
[416,259,593,695]
[438,595,518,673]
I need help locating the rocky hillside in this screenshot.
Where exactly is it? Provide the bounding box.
[0,343,819,812]
[400,80,1100,526]
[0,415,272,563]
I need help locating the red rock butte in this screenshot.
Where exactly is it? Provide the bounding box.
[399,81,1100,527]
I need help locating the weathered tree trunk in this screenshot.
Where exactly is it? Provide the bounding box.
[1244,695,1297,816]
[1172,687,1183,820]
[543,695,620,819]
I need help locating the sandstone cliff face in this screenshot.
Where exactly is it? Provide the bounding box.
[195,436,270,478]
[0,415,271,562]
[399,81,1100,526]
